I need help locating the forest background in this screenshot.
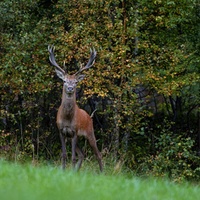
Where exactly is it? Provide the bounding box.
[0,0,199,182]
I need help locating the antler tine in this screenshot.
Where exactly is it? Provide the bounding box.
[48,45,65,74]
[75,48,97,76]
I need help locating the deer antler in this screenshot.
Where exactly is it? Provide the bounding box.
[48,45,65,74]
[75,48,97,76]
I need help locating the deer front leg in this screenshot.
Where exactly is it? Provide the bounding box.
[59,132,67,170]
[71,135,77,169]
[75,145,84,170]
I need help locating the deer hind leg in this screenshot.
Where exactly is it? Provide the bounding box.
[87,134,103,172]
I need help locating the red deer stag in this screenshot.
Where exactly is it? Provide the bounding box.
[48,45,103,172]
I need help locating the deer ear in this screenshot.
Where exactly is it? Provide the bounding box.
[55,69,65,81]
[76,74,85,82]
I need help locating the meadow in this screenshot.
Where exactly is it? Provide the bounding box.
[0,159,199,200]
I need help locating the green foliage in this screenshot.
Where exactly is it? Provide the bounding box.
[136,119,200,182]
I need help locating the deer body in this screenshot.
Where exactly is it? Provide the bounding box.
[48,46,103,171]
[57,87,92,137]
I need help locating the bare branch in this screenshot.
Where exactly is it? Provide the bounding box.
[90,109,97,118]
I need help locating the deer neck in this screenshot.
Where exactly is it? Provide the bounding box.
[61,88,76,118]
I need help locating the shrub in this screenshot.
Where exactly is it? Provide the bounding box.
[142,124,200,182]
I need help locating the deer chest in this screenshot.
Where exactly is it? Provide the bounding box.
[62,125,75,138]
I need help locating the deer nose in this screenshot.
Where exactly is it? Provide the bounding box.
[67,86,74,93]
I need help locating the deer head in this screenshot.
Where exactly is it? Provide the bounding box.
[48,45,97,98]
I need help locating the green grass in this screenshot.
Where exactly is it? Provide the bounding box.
[0,160,199,200]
